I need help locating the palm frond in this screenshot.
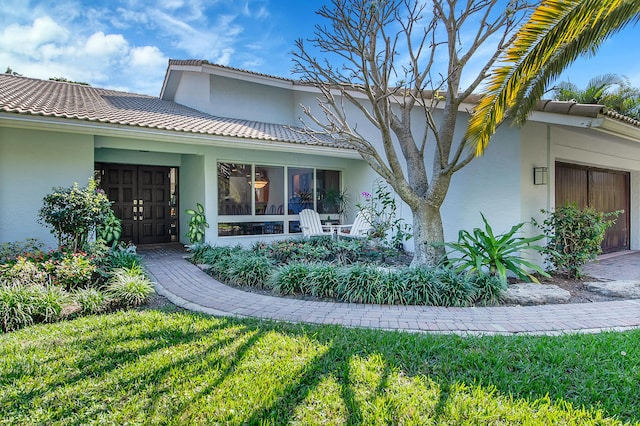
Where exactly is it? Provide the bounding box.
[466,0,640,156]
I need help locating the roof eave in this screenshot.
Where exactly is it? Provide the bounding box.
[595,115,640,143]
[527,110,605,128]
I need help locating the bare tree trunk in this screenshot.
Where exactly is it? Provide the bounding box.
[410,201,446,267]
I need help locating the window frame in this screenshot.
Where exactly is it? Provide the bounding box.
[216,161,343,237]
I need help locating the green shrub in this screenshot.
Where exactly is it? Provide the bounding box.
[271,262,312,295]
[435,268,477,307]
[0,257,49,286]
[104,243,141,270]
[203,247,242,281]
[47,252,97,290]
[186,243,213,264]
[189,244,240,266]
[534,204,620,279]
[337,264,388,304]
[30,285,69,323]
[0,238,45,263]
[97,209,122,246]
[0,284,69,332]
[308,263,340,298]
[400,267,443,306]
[38,179,115,252]
[0,285,35,332]
[332,238,370,265]
[255,238,332,264]
[106,266,155,308]
[73,287,109,315]
[227,253,274,289]
[471,273,507,306]
[445,213,548,283]
[377,270,407,305]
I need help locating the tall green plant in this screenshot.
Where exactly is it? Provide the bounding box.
[444,214,548,283]
[534,204,620,279]
[185,203,209,244]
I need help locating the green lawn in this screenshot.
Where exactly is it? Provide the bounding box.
[1,309,638,425]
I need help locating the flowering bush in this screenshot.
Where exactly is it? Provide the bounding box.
[38,178,115,252]
[357,180,412,251]
[46,252,97,290]
[0,241,154,332]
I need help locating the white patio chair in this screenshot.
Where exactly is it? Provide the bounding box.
[337,210,374,239]
[299,209,333,238]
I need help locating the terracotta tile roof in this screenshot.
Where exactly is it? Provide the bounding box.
[0,74,350,149]
[168,59,294,82]
[536,99,640,128]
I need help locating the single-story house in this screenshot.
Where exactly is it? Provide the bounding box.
[1,59,640,255]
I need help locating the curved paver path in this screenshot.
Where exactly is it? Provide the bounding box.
[141,247,640,336]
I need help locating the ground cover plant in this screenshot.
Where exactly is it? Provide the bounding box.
[0,310,638,424]
[190,238,506,307]
[0,240,153,332]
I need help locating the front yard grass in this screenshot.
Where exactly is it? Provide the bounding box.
[1,310,638,424]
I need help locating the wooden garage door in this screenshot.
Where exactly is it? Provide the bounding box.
[555,162,630,253]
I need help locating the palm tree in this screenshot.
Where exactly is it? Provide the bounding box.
[466,0,640,156]
[554,73,640,119]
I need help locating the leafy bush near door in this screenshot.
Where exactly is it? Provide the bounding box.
[534,204,621,279]
[38,179,115,252]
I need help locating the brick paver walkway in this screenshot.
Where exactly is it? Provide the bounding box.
[141,247,640,336]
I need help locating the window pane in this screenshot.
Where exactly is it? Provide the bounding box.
[218,222,284,236]
[289,220,301,234]
[218,163,251,215]
[255,166,284,215]
[288,167,314,214]
[317,170,341,214]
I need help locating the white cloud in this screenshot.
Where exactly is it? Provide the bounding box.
[217,48,233,66]
[0,16,70,56]
[0,0,292,94]
[84,32,129,57]
[129,45,167,68]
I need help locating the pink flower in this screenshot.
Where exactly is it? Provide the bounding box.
[361,191,371,199]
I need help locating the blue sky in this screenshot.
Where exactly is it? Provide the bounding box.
[1,0,638,96]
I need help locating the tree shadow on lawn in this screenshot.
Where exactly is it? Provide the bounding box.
[2,311,639,424]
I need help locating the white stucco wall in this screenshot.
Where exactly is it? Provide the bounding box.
[172,71,297,126]
[172,72,212,117]
[180,154,206,245]
[0,127,94,247]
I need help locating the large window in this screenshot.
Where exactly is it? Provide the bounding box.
[217,162,341,236]
[287,167,314,214]
[218,163,252,215]
[316,170,341,214]
[255,165,284,215]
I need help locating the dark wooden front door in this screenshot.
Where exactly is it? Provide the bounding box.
[555,162,630,253]
[98,164,172,244]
